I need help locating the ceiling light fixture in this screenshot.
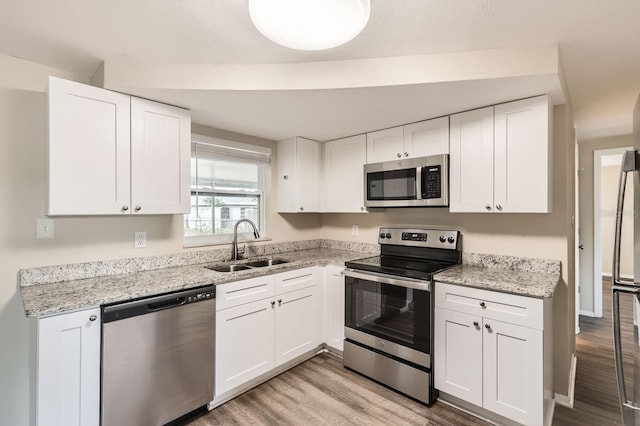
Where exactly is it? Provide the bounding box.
[248,0,371,51]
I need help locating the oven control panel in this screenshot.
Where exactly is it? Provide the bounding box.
[378,227,459,249]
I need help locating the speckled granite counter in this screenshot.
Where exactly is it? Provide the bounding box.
[433,252,561,298]
[20,240,377,317]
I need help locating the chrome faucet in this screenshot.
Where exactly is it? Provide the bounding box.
[231,219,261,261]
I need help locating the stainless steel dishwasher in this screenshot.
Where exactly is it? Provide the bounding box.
[101,285,215,426]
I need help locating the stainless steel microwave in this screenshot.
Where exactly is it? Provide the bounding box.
[364,154,449,208]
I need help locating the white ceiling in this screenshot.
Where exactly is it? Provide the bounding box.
[1,0,639,141]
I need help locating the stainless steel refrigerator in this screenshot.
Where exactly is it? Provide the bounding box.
[612,95,640,425]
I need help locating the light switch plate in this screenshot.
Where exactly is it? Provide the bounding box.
[37,218,54,239]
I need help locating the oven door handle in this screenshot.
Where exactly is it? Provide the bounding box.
[343,268,431,292]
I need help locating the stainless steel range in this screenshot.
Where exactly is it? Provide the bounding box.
[343,226,461,405]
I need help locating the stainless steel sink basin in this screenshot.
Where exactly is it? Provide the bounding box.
[246,258,289,267]
[205,264,252,273]
[204,258,290,273]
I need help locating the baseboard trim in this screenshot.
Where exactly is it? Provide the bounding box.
[579,310,596,318]
[555,353,577,408]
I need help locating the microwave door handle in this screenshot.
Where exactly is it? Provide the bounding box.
[416,167,423,200]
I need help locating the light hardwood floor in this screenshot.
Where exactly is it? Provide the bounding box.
[189,277,633,426]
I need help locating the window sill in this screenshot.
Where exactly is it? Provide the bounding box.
[183,236,272,249]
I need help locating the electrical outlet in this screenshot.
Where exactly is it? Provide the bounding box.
[37,218,54,239]
[352,225,359,236]
[134,231,147,248]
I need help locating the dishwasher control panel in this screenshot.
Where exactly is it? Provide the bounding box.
[186,291,214,303]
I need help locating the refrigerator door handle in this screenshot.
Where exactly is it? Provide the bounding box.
[613,150,639,288]
[612,285,640,417]
[612,150,640,423]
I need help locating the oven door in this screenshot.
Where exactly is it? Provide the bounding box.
[343,269,431,367]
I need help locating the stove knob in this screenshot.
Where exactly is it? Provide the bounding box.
[447,236,455,244]
[380,233,386,239]
[439,235,446,243]
[385,233,392,239]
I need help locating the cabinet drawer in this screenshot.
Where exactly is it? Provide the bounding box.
[435,282,543,329]
[216,275,276,311]
[275,267,318,295]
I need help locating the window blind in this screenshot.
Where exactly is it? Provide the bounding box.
[192,135,271,166]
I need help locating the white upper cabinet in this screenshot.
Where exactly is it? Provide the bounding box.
[48,77,131,215]
[130,97,191,214]
[366,126,403,163]
[403,116,450,157]
[322,134,367,213]
[366,117,449,164]
[48,77,191,215]
[277,137,321,213]
[449,95,551,213]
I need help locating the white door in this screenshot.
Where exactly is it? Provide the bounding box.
[403,116,450,157]
[322,135,367,213]
[295,137,321,212]
[215,299,275,396]
[434,308,483,406]
[275,286,318,366]
[366,126,404,163]
[482,318,543,425]
[37,308,101,426]
[48,77,131,215]
[449,107,495,212]
[130,97,191,214]
[494,95,550,213]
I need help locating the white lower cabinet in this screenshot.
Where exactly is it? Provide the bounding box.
[323,264,345,351]
[434,282,552,426]
[37,307,100,426]
[215,267,320,399]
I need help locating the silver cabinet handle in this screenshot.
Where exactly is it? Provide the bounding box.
[473,321,479,327]
[299,207,304,211]
[360,206,365,211]
[271,300,275,308]
[485,205,491,211]
[283,175,288,180]
[134,206,141,212]
[404,152,409,157]
[495,204,503,211]
[89,315,97,321]
[122,205,129,211]
[397,153,402,158]
[479,301,486,308]
[484,323,491,331]
[278,299,282,306]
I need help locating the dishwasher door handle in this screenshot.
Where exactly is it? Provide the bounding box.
[148,296,187,312]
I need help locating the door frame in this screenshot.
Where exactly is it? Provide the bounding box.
[593,147,631,318]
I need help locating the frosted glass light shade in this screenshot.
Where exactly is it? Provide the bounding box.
[249,0,370,51]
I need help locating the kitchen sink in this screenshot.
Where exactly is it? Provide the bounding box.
[204,258,290,273]
[205,264,253,273]
[246,258,289,267]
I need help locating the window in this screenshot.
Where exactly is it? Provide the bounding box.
[184,135,271,246]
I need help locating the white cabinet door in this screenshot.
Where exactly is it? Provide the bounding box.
[275,286,319,366]
[449,106,495,213]
[494,95,551,213]
[322,134,367,213]
[403,116,450,157]
[48,77,131,215]
[37,308,101,426]
[482,318,543,425]
[366,126,404,163]
[323,265,345,351]
[277,137,321,212]
[130,98,191,214]
[215,298,275,397]
[434,307,483,407]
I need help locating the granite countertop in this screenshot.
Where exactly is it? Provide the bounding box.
[433,253,561,298]
[20,246,373,317]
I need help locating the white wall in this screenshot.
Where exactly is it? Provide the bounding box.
[0,67,321,425]
[600,165,634,277]
[578,135,634,315]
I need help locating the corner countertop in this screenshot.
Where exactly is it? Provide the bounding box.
[20,246,373,318]
[433,252,561,298]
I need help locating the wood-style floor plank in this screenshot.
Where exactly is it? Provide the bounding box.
[190,277,634,425]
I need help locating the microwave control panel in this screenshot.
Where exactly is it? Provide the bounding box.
[422,165,442,199]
